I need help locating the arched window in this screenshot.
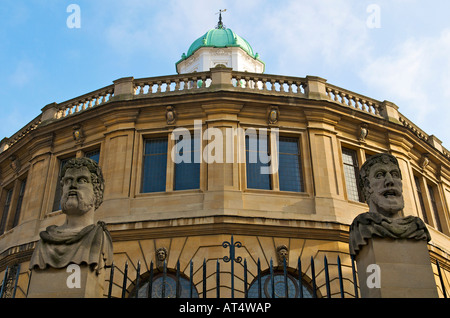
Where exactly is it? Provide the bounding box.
[247,271,313,298]
[131,272,199,298]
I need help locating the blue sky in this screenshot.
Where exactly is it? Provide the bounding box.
[1,0,450,149]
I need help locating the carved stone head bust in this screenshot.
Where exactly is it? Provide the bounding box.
[29,157,112,272]
[359,153,404,218]
[276,245,288,265]
[60,157,105,214]
[156,247,168,269]
[349,153,430,256]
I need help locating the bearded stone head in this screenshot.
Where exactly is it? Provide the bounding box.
[359,153,404,218]
[60,158,104,216]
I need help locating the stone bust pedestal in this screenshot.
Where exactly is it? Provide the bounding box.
[27,158,113,298]
[355,238,437,298]
[349,153,437,298]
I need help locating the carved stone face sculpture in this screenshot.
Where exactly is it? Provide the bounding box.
[29,157,113,273]
[276,245,288,265]
[60,157,104,212]
[349,153,431,256]
[156,248,167,262]
[360,154,404,218]
[61,166,96,216]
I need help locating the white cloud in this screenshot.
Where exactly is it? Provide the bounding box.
[237,1,371,75]
[360,29,450,146]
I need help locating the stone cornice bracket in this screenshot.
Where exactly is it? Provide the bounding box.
[304,110,341,134]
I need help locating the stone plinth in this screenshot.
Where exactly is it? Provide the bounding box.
[27,265,105,298]
[355,237,438,298]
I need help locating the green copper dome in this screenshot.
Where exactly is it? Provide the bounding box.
[185,27,257,59]
[176,14,264,73]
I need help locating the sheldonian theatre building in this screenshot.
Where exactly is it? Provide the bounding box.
[0,17,449,298]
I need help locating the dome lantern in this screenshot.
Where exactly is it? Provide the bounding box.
[176,11,265,74]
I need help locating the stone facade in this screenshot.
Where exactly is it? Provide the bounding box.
[0,67,449,298]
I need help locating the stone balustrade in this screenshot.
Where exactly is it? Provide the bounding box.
[325,83,382,117]
[230,71,308,96]
[134,72,212,96]
[55,85,114,119]
[1,67,449,159]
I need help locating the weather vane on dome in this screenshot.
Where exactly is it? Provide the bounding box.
[216,9,227,29]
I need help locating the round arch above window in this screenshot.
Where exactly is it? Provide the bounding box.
[131,272,199,298]
[247,270,314,298]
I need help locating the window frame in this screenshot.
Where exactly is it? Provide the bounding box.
[0,187,14,235]
[341,147,364,203]
[140,130,202,195]
[413,172,447,234]
[243,130,306,194]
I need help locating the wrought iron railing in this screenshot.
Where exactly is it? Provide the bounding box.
[0,237,448,298]
[107,254,355,299]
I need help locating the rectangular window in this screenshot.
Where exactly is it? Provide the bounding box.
[278,137,303,192]
[414,176,428,224]
[85,149,100,163]
[52,157,75,211]
[174,134,200,191]
[342,147,363,202]
[427,184,442,232]
[142,138,168,193]
[245,133,271,190]
[12,179,27,228]
[0,188,13,235]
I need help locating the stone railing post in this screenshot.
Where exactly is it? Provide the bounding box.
[305,76,328,100]
[380,100,400,123]
[0,138,9,154]
[40,102,59,124]
[112,76,135,101]
[210,66,233,90]
[428,135,443,153]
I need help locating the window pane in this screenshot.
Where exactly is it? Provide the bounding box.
[246,134,271,190]
[342,148,362,202]
[0,188,13,235]
[85,149,100,163]
[278,137,303,192]
[428,185,442,231]
[415,177,428,224]
[12,179,27,228]
[142,138,168,193]
[174,135,200,191]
